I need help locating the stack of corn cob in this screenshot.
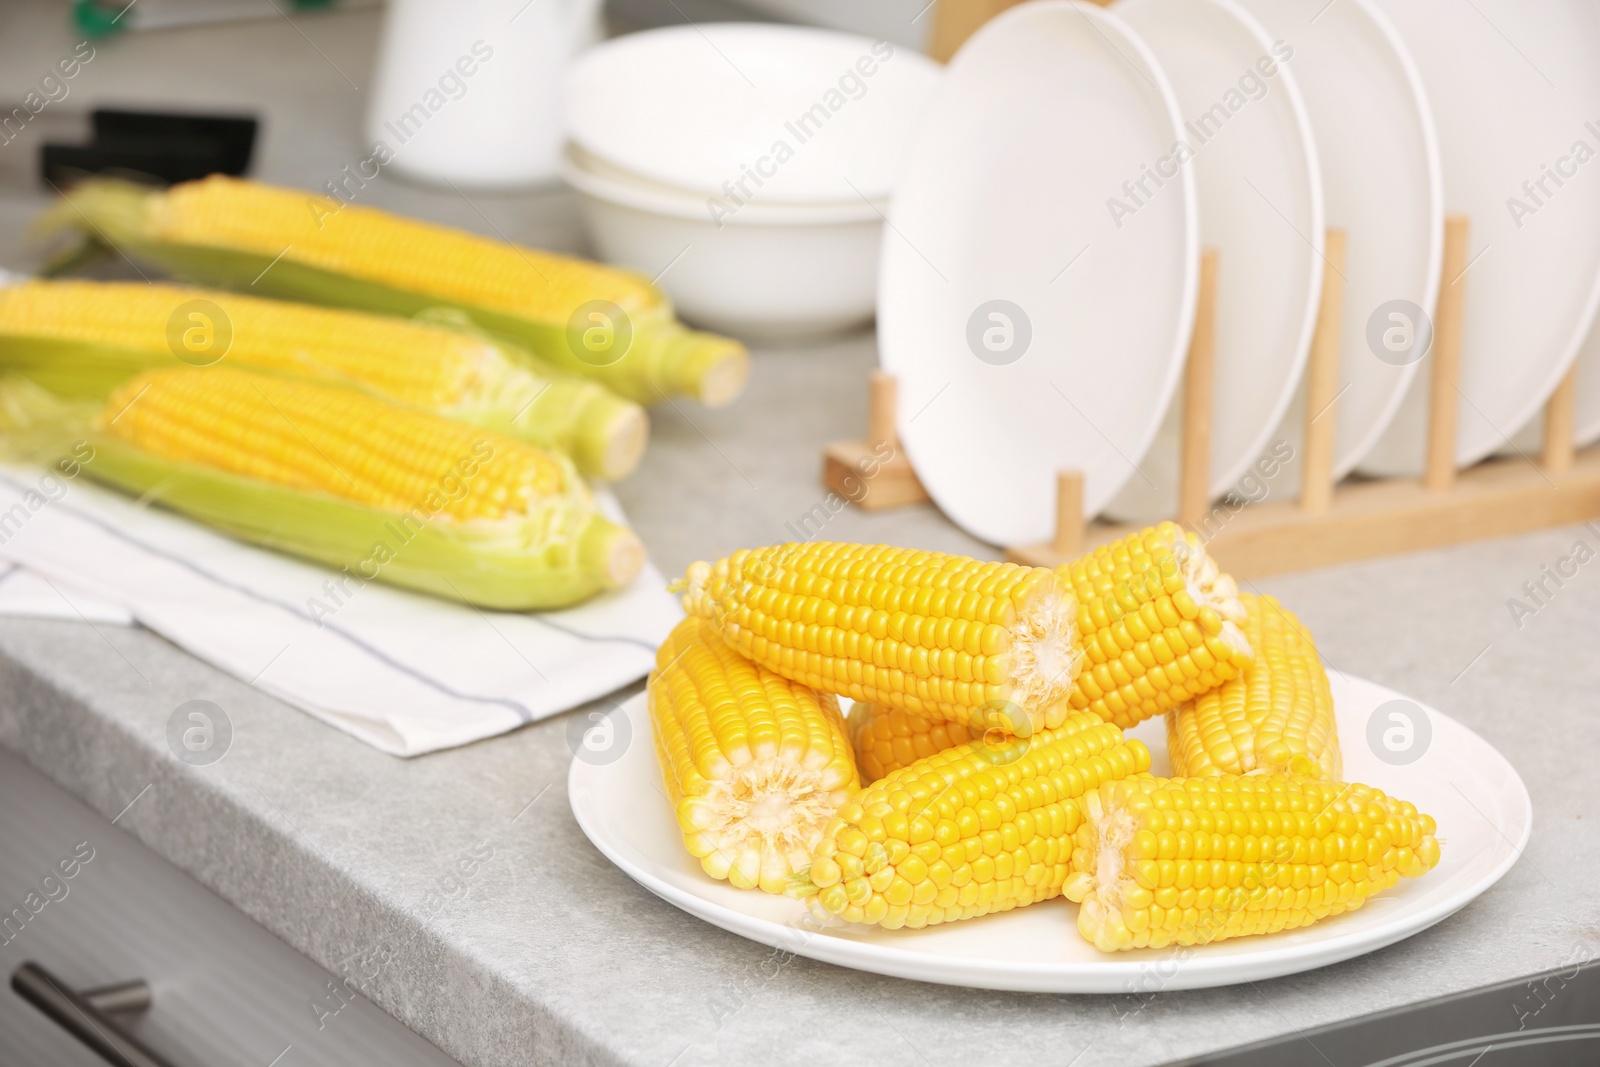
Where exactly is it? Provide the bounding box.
[646,528,1442,950]
[0,176,758,610]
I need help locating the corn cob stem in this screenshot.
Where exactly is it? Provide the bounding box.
[651,617,858,893]
[681,543,1081,736]
[1166,593,1341,779]
[798,710,1151,929]
[1064,775,1440,951]
[37,178,749,408]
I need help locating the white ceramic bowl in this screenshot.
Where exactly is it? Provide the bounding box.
[561,146,885,340]
[564,23,941,204]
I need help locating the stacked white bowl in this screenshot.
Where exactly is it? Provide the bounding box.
[561,24,941,341]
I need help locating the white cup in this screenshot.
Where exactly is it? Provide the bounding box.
[365,0,603,188]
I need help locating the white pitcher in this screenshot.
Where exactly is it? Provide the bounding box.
[364,0,603,187]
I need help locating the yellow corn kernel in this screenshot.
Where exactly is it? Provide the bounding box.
[102,366,566,523]
[801,710,1151,928]
[650,617,859,894]
[152,176,659,322]
[1064,775,1440,951]
[1056,522,1253,729]
[680,543,1080,736]
[847,702,986,784]
[1166,593,1341,779]
[0,279,649,480]
[45,177,750,408]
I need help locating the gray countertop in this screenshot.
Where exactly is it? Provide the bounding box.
[1,6,1597,1067]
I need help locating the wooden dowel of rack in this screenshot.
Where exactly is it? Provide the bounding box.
[1052,471,1085,558]
[868,370,897,450]
[1542,363,1578,474]
[930,0,1112,61]
[821,372,930,511]
[1178,249,1220,526]
[1299,230,1349,514]
[1425,216,1471,492]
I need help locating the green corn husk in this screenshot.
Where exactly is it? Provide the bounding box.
[0,279,649,481]
[0,375,643,610]
[84,439,642,610]
[36,178,750,408]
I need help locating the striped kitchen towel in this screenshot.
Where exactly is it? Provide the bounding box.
[0,465,679,755]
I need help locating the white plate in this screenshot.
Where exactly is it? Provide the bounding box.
[1238,0,1443,492]
[1361,0,1600,477]
[1506,324,1600,453]
[878,1,1196,545]
[570,674,1531,993]
[1104,0,1324,521]
[563,24,942,204]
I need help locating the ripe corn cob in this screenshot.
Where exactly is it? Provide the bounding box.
[0,279,647,480]
[1167,593,1341,780]
[1057,522,1253,730]
[650,616,859,894]
[798,710,1150,929]
[680,543,1081,736]
[39,177,749,407]
[847,702,984,784]
[1064,775,1440,951]
[89,366,642,607]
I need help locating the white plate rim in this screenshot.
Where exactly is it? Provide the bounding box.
[570,677,1532,993]
[559,145,887,226]
[1245,0,1444,481]
[1362,0,1600,474]
[1105,0,1326,517]
[1326,0,1445,479]
[879,0,1199,543]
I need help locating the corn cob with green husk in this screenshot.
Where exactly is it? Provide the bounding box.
[37,176,749,407]
[35,364,642,608]
[0,278,647,481]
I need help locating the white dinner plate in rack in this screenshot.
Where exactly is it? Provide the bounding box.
[878,1,1196,546]
[1238,0,1442,493]
[1105,0,1323,520]
[570,674,1530,993]
[1361,0,1600,476]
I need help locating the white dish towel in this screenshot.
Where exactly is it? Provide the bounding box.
[0,465,680,755]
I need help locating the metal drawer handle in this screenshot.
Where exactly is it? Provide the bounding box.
[11,961,176,1067]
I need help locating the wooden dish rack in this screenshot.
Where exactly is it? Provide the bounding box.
[821,219,1600,577]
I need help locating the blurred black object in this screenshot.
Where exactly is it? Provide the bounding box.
[41,108,256,186]
[1165,959,1600,1066]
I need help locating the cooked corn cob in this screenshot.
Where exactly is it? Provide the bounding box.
[0,279,647,480]
[798,710,1150,929]
[89,366,641,607]
[39,177,749,407]
[651,616,858,894]
[680,542,1081,736]
[1057,523,1253,730]
[1167,593,1341,780]
[847,702,985,784]
[1064,775,1440,951]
